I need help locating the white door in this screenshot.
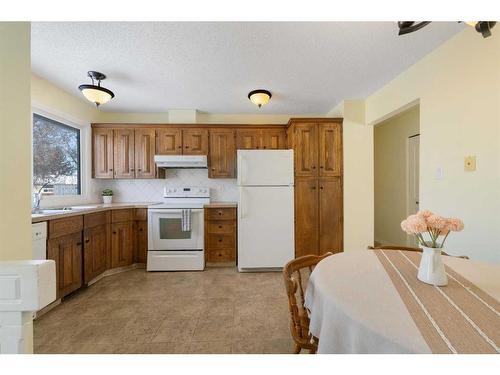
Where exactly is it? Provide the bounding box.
[238,186,294,269]
[237,150,294,186]
[407,135,420,245]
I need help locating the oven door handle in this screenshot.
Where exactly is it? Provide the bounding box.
[148,209,202,214]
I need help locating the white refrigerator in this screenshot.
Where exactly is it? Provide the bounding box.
[237,150,294,271]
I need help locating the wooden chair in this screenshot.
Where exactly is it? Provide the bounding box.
[282,252,333,354]
[367,245,469,259]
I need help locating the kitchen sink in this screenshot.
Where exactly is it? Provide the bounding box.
[68,205,99,210]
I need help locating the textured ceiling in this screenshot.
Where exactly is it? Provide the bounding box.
[31,22,464,114]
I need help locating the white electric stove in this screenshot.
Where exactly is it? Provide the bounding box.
[147,186,210,271]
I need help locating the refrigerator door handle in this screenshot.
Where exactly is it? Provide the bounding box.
[239,155,246,185]
[240,189,245,219]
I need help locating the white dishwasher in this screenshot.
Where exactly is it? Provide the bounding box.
[32,222,47,260]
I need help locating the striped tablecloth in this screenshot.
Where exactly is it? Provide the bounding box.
[304,250,500,354]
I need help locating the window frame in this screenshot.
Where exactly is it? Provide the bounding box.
[31,106,87,199]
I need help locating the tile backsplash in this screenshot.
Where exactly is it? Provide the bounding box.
[92,169,238,203]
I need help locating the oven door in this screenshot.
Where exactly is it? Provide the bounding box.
[148,208,204,251]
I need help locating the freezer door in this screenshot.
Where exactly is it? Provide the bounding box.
[237,150,294,186]
[238,186,294,269]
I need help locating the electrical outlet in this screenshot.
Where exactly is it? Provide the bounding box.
[464,156,476,171]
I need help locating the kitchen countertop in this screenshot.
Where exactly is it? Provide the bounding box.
[204,202,238,208]
[31,202,157,223]
[32,201,238,223]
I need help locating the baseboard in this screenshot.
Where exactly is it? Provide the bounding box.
[87,263,146,286]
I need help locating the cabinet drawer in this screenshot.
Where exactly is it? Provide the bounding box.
[134,208,148,221]
[207,221,235,234]
[111,209,134,223]
[84,211,109,229]
[48,215,83,239]
[207,234,235,249]
[206,208,236,220]
[207,248,235,262]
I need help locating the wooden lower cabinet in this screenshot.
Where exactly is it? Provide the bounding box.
[134,220,148,263]
[83,224,108,283]
[319,178,343,254]
[295,178,319,258]
[48,232,83,299]
[205,207,237,263]
[111,221,134,268]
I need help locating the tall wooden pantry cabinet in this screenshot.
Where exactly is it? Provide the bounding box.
[287,118,343,258]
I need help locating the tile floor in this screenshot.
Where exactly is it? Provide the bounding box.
[34,267,294,354]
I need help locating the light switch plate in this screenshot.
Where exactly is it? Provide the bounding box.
[464,156,476,171]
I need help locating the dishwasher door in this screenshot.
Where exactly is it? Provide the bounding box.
[32,222,47,260]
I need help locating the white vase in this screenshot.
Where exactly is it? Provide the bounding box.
[102,195,113,204]
[417,246,448,286]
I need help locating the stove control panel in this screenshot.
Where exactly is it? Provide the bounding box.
[163,186,210,198]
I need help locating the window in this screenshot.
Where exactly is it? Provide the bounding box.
[32,113,81,196]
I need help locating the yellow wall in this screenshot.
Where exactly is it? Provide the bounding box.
[0,23,32,261]
[328,100,374,251]
[366,28,500,262]
[374,106,420,245]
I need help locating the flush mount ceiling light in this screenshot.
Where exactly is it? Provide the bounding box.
[78,71,115,107]
[397,21,496,38]
[248,89,272,109]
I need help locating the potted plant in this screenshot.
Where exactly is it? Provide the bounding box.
[401,210,464,286]
[102,189,114,204]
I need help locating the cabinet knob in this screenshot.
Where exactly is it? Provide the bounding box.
[85,239,90,243]
[131,169,135,172]
[218,225,222,229]
[138,168,142,171]
[312,166,316,169]
[312,186,316,190]
[178,146,182,148]
[139,228,143,232]
[185,145,189,148]
[109,169,113,172]
[218,238,223,242]
[320,166,324,169]
[76,242,82,246]
[211,168,215,171]
[113,231,117,234]
[218,211,222,216]
[320,186,324,190]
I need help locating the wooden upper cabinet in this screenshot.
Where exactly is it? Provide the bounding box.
[93,128,114,178]
[261,129,286,150]
[236,129,261,150]
[134,129,156,179]
[156,129,182,155]
[294,178,319,258]
[182,129,208,155]
[319,123,342,177]
[319,178,343,254]
[113,129,135,179]
[209,129,235,178]
[294,123,318,177]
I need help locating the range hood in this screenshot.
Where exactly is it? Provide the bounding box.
[154,155,208,169]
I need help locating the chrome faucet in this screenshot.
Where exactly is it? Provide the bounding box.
[32,182,51,213]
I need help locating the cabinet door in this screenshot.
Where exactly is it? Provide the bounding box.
[295,178,319,257]
[319,123,342,177]
[294,123,318,177]
[261,129,286,149]
[83,224,108,283]
[111,221,133,268]
[182,129,208,155]
[156,129,182,155]
[135,221,148,263]
[50,232,83,298]
[319,178,343,254]
[236,129,261,150]
[47,238,61,299]
[113,129,135,179]
[92,128,114,178]
[209,130,236,178]
[134,129,156,179]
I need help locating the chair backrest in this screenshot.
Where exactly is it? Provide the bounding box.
[282,252,333,348]
[368,245,469,259]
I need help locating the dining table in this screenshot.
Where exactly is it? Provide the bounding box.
[304,249,500,354]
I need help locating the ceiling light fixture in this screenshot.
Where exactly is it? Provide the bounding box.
[248,89,272,109]
[78,71,115,107]
[397,21,496,38]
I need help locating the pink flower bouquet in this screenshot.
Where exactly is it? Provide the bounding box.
[401,210,464,248]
